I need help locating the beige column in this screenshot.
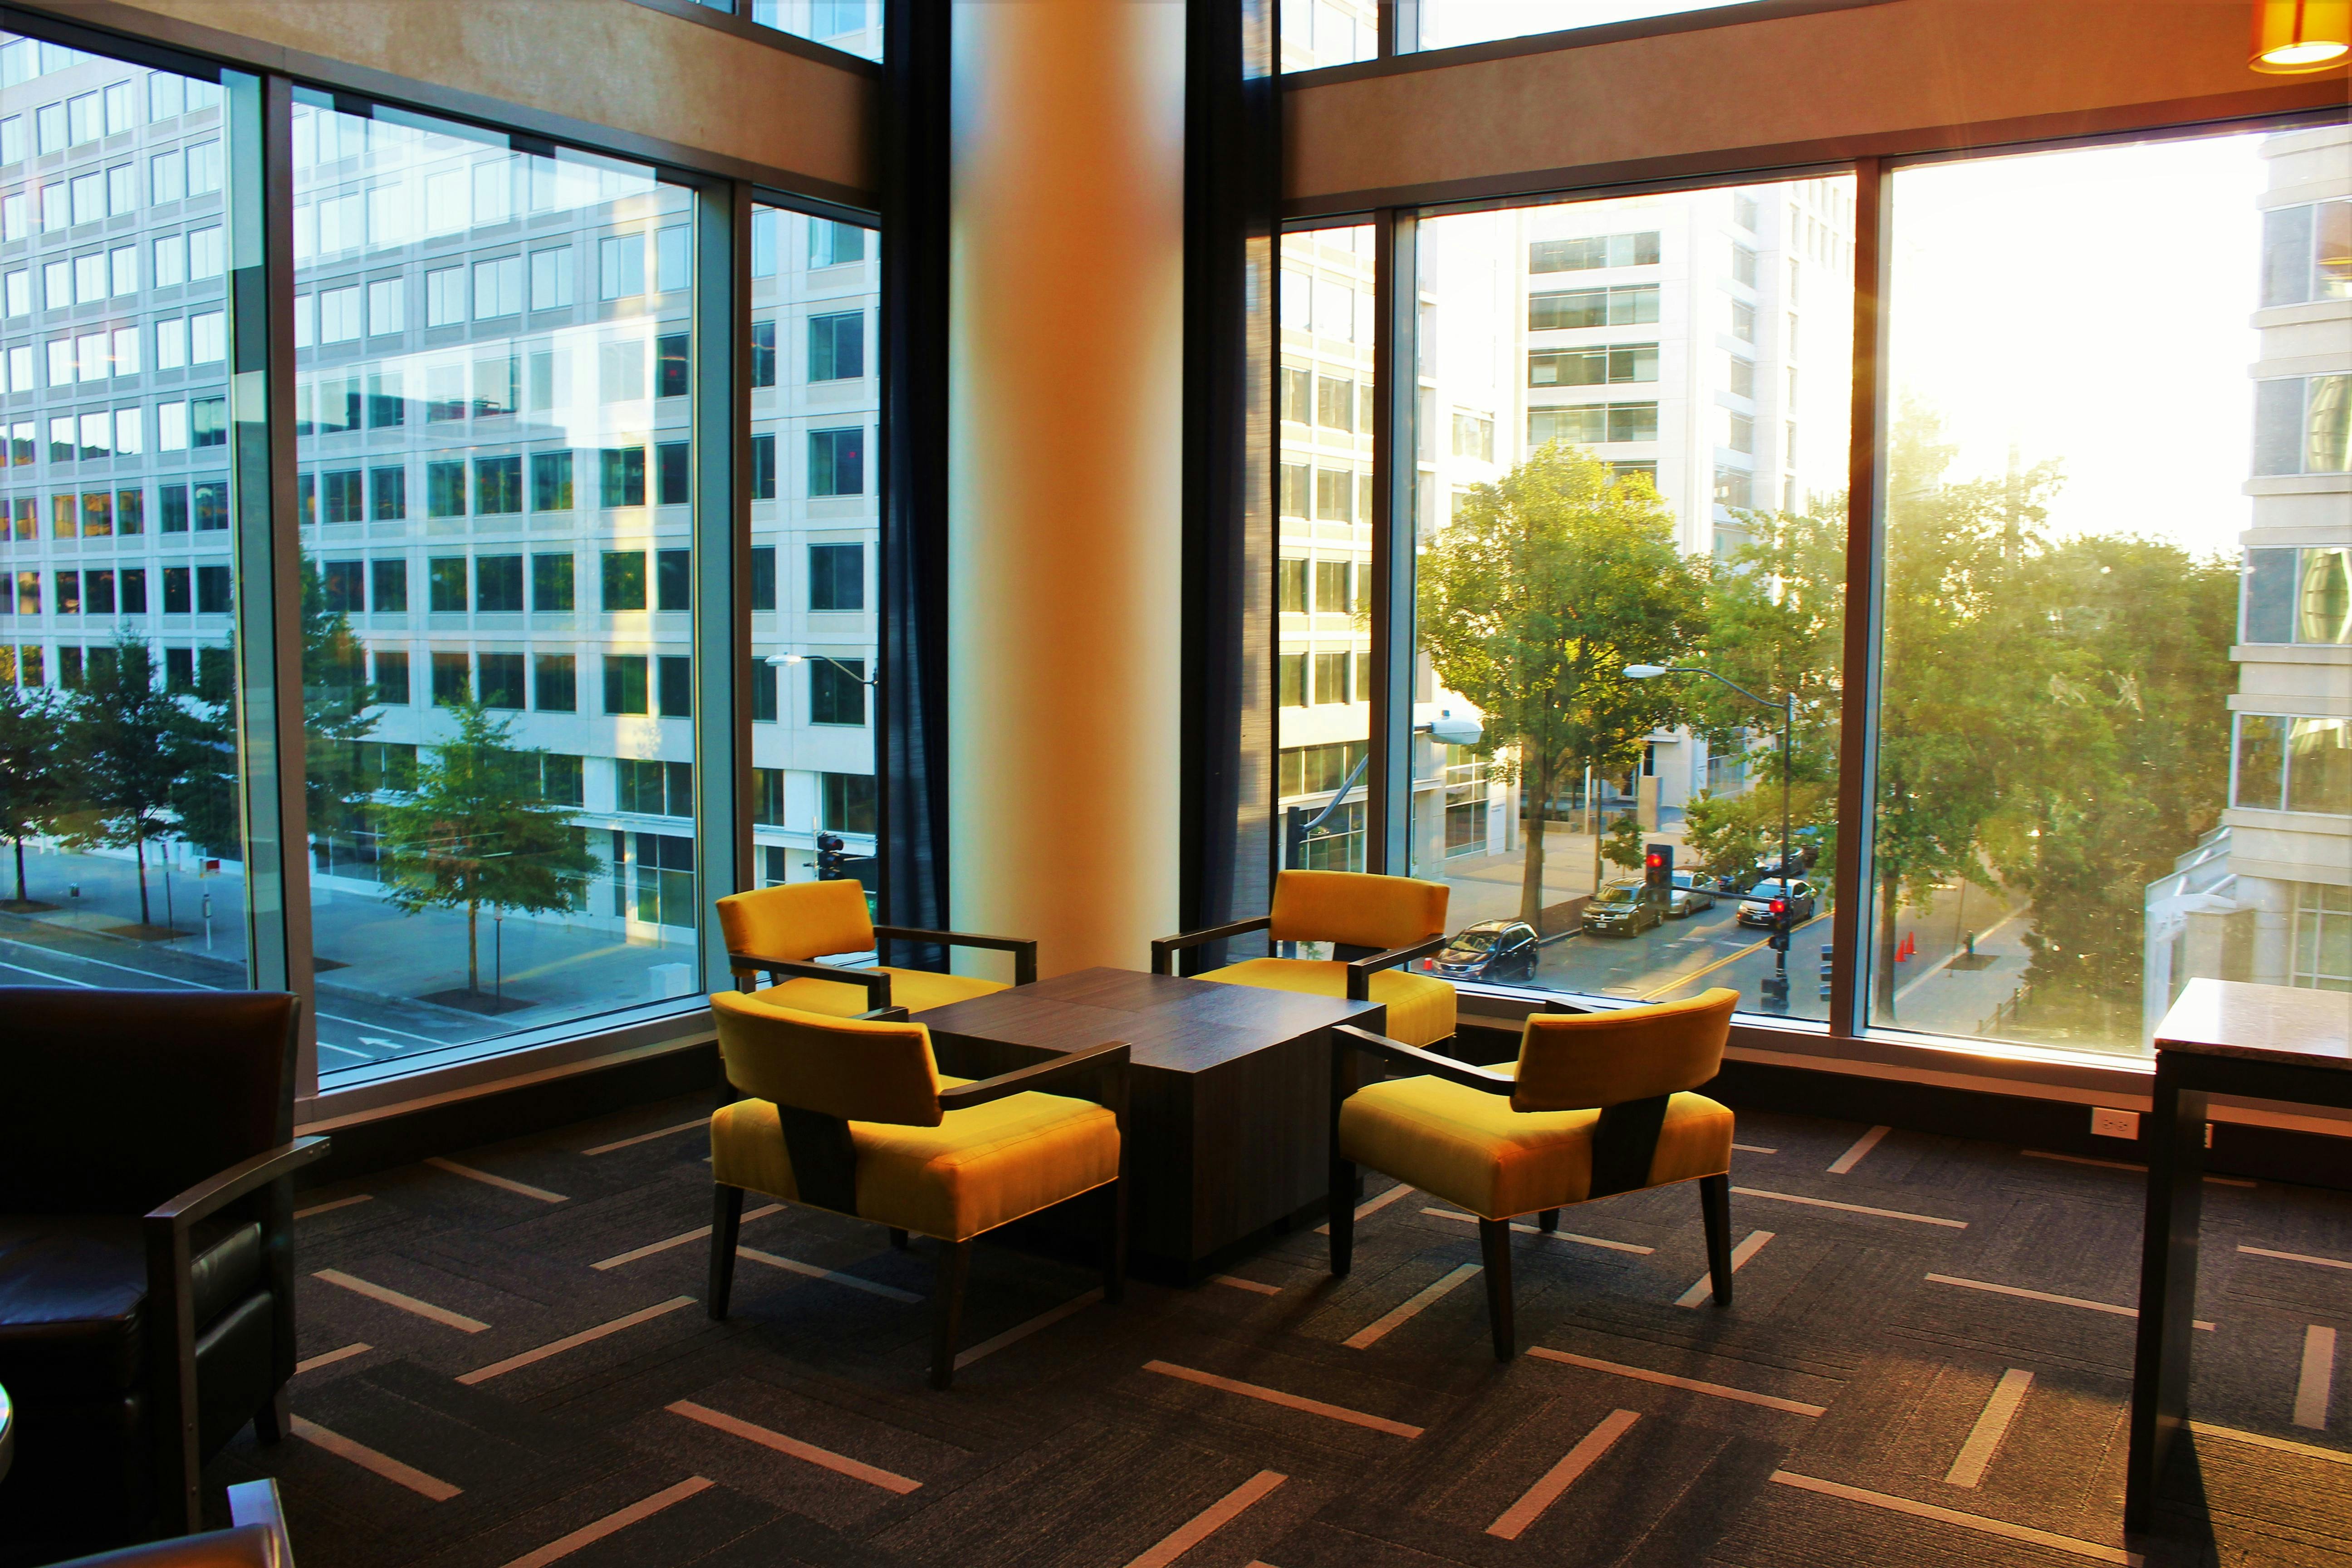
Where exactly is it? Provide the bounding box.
[947,1,1188,976]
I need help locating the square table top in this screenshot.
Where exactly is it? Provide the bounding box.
[910,965,1382,1076]
[2154,978,2352,1070]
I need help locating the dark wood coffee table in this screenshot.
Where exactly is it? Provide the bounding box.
[2127,978,2352,1531]
[913,966,1384,1279]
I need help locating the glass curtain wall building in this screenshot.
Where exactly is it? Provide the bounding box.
[0,39,260,989]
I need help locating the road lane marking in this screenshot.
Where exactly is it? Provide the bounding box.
[1945,1369,2033,1487]
[1637,911,1830,1000]
[1526,1348,1826,1416]
[314,1269,489,1332]
[1345,1263,1482,1348]
[1488,1410,1639,1540]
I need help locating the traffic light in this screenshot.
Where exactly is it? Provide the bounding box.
[1644,844,1672,891]
[815,831,845,881]
[1768,929,1791,953]
[1768,895,1788,928]
[1759,970,1789,1006]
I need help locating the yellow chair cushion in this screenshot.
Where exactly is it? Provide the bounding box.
[1338,1076,1732,1220]
[744,966,1009,1019]
[1269,869,1448,952]
[710,1078,1120,1242]
[716,879,874,965]
[1195,958,1456,1047]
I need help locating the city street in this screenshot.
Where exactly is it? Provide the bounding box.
[1,843,694,1079]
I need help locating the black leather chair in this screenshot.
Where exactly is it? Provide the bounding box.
[0,989,327,1557]
[42,1479,296,1568]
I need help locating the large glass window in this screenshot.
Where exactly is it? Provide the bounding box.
[0,39,257,993]
[292,93,696,1079]
[1405,1,1756,55]
[747,201,877,896]
[1407,179,1853,1021]
[1281,0,1378,70]
[1874,130,2342,1057]
[747,0,882,61]
[1278,224,1376,887]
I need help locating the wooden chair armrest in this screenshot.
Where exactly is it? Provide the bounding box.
[937,1041,1130,1110]
[872,926,1039,986]
[1333,1024,1514,1094]
[1150,916,1273,975]
[144,1137,332,1233]
[727,952,892,1010]
[1344,934,1450,1001]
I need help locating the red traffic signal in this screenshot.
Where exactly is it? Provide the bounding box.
[1644,843,1673,888]
[1769,897,1788,922]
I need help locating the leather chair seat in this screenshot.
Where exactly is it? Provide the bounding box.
[710,1075,1120,1243]
[1196,958,1457,1047]
[0,1215,261,1400]
[1338,1077,1734,1220]
[742,966,1008,1019]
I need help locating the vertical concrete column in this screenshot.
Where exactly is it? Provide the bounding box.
[948,1,1187,975]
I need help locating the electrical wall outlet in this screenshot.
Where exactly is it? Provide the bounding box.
[2091,1107,2140,1140]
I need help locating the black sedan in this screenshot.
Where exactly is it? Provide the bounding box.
[1430,919,1541,982]
[1735,877,1818,927]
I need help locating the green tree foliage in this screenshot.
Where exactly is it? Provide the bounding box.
[377,697,599,995]
[56,634,210,927]
[1418,444,1707,922]
[300,556,379,855]
[1601,812,1646,874]
[0,677,65,905]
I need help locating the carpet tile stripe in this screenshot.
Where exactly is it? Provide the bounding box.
[1925,1273,2217,1330]
[1676,1229,1773,1308]
[1345,1263,1483,1349]
[667,1400,921,1494]
[493,1477,712,1568]
[423,1156,568,1204]
[1769,1471,2143,1564]
[314,1269,490,1332]
[954,1286,1103,1369]
[582,1119,706,1156]
[1826,1125,1891,1175]
[1421,1208,1653,1254]
[1944,1369,2033,1488]
[593,1204,785,1270]
[289,1417,461,1501]
[2242,1243,2352,1271]
[456,1297,696,1385]
[294,1194,373,1220]
[1527,1348,1828,1416]
[1122,1470,1286,1568]
[1314,1180,1414,1235]
[2190,1421,2352,1465]
[2296,1326,2337,1430]
[294,1343,370,1376]
[1212,1274,1283,1295]
[737,1246,921,1302]
[1143,1361,1424,1438]
[1487,1408,1639,1539]
[1734,1186,1967,1227]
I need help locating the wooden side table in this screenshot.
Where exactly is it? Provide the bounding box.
[2126,978,2352,1532]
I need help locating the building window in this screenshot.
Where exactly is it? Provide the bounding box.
[750,547,777,612]
[600,445,646,507]
[428,557,467,613]
[603,654,648,714]
[1278,652,1306,707]
[1529,344,1657,387]
[1316,375,1354,431]
[810,659,866,725]
[1528,402,1659,446]
[478,652,525,709]
[534,654,576,712]
[372,650,410,705]
[750,320,776,387]
[475,555,523,613]
[602,550,647,612]
[657,654,691,718]
[822,770,876,833]
[657,441,690,506]
[1528,284,1658,331]
[1277,558,1307,613]
[809,427,863,497]
[532,553,574,612]
[657,548,691,612]
[431,651,470,706]
[1529,231,1660,272]
[656,332,689,398]
[809,544,863,611]
[1279,365,1310,423]
[2254,375,2351,476]
[2290,882,2352,991]
[808,310,863,381]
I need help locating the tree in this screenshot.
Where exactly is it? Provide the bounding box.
[377,698,600,995]
[55,634,206,928]
[0,678,65,905]
[1601,813,1646,875]
[1419,445,1708,922]
[298,555,379,856]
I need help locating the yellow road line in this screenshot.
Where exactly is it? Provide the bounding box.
[1639,911,1831,1001]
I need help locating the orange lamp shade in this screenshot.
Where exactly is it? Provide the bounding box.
[2252,0,2351,71]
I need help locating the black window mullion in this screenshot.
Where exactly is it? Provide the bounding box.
[692,178,752,992]
[1366,209,1415,873]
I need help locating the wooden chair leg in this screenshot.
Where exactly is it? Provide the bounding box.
[929,1240,973,1389]
[254,1386,289,1444]
[888,1227,910,1251]
[1102,1180,1128,1304]
[708,1184,745,1319]
[1700,1172,1733,1308]
[1477,1218,1515,1361]
[1329,1156,1357,1277]
[1538,1209,1560,1233]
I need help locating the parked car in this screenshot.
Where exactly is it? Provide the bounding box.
[1735,877,1818,927]
[1666,870,1717,919]
[1430,919,1540,982]
[1582,880,1668,937]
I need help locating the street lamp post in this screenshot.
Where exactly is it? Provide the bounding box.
[1625,663,1798,1008]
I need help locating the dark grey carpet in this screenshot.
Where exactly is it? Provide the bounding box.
[192,1102,2351,1567]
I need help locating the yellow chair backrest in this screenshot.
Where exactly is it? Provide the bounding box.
[715,879,876,965]
[712,991,944,1127]
[1268,869,1449,952]
[1509,988,1736,1114]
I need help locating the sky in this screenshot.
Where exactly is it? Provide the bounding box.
[1887,134,2273,561]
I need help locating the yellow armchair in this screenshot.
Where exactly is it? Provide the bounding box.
[1151,869,1458,1047]
[716,878,1037,1018]
[705,993,1128,1388]
[1328,987,1740,1360]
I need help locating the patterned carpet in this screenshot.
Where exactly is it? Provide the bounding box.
[189,1095,2352,1568]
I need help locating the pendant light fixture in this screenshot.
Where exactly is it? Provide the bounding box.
[2251,0,2350,72]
